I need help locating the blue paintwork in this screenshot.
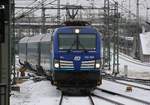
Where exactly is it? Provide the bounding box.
[52,26,101,71]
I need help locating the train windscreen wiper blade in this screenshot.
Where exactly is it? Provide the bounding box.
[67,39,76,53]
[78,41,88,53]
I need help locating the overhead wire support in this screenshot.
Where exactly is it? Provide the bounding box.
[110,0,137,18]
[15,0,56,20]
[15,0,38,16]
[112,1,119,76]
[102,0,119,75]
[133,0,140,59]
[103,0,111,70]
[64,5,83,20]
[15,6,104,10]
[57,0,60,25]
[11,0,16,85]
[41,0,46,34]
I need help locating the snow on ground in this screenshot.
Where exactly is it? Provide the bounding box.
[11,79,150,105]
[10,80,61,105]
[11,53,150,105]
[99,80,150,102]
[10,80,115,105]
[118,53,150,79]
[117,80,150,89]
[15,55,20,69]
[94,90,141,105]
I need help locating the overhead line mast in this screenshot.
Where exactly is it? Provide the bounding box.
[133,0,140,59]
[57,0,60,24]
[41,0,46,33]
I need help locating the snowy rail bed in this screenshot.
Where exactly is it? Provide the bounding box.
[10,79,150,105]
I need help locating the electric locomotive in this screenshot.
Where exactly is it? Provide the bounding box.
[18,21,102,93]
[52,21,102,92]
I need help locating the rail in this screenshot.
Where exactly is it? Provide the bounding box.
[96,88,150,105]
[104,78,150,90]
[88,95,95,105]
[0,83,7,105]
[91,93,124,105]
[59,93,63,105]
[59,93,96,105]
[104,74,150,86]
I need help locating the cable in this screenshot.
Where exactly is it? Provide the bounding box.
[15,0,48,19]
[15,0,39,16]
[15,0,57,19]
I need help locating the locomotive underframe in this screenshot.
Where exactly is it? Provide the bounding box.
[53,70,102,87]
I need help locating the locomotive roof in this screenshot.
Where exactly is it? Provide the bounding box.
[19,34,51,43]
[19,37,30,43]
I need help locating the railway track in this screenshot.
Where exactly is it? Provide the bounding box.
[59,93,125,105]
[59,93,64,105]
[96,88,150,105]
[104,74,150,86]
[104,78,150,90]
[88,95,95,105]
[59,94,96,105]
[91,94,124,105]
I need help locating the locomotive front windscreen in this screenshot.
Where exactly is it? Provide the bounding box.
[59,34,96,50]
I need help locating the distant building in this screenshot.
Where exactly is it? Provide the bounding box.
[140,32,150,62]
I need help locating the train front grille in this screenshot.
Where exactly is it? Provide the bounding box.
[59,60,74,68]
[59,60,95,69]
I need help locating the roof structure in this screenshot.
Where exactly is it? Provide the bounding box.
[41,34,51,42]
[28,34,45,43]
[140,32,150,55]
[19,37,30,43]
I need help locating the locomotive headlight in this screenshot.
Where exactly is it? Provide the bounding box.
[75,29,80,34]
[54,63,59,68]
[95,60,101,69]
[96,63,100,68]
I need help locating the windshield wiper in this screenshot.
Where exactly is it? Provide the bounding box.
[78,41,88,53]
[67,39,76,53]
[66,37,88,53]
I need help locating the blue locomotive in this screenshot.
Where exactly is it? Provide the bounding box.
[19,21,102,93]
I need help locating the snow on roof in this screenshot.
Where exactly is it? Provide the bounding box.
[19,37,30,43]
[40,34,51,42]
[28,34,46,43]
[140,32,150,55]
